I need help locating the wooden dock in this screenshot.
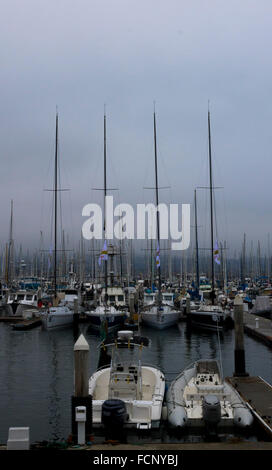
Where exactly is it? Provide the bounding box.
[12,319,42,330]
[0,316,24,323]
[243,311,272,346]
[227,376,272,439]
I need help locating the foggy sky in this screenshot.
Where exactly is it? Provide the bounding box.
[1,0,272,257]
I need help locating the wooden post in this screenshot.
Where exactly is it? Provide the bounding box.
[73,298,78,314]
[233,295,249,377]
[185,293,191,327]
[71,334,92,440]
[129,293,135,321]
[186,293,191,314]
[74,334,89,397]
[73,298,79,326]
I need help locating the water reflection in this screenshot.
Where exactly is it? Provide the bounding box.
[0,321,271,443]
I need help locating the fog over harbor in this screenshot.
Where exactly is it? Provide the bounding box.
[1,1,272,255]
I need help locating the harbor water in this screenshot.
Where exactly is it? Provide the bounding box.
[0,322,272,444]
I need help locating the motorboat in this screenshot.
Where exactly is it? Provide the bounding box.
[167,359,253,431]
[4,290,42,316]
[89,330,165,430]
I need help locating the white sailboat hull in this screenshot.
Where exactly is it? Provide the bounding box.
[41,306,74,329]
[141,306,179,330]
[86,306,127,333]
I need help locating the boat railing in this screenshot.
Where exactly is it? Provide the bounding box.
[93,361,165,375]
[97,341,147,350]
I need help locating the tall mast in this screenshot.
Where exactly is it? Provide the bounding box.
[153,110,162,307]
[208,110,215,303]
[223,240,227,294]
[257,240,261,277]
[6,200,14,287]
[168,237,172,283]
[104,110,108,305]
[92,238,96,283]
[62,229,67,280]
[194,189,200,293]
[119,240,123,285]
[40,231,44,286]
[241,233,246,286]
[267,233,270,285]
[54,112,58,298]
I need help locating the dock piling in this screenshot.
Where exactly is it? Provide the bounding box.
[186,294,191,314]
[73,298,79,326]
[71,334,92,443]
[233,295,248,377]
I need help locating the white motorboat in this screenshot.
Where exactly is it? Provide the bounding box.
[89,330,165,430]
[6,290,39,316]
[167,359,253,431]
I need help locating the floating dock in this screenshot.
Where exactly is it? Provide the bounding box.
[0,316,24,323]
[243,312,272,347]
[227,376,272,439]
[12,319,42,330]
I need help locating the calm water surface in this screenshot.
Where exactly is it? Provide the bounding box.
[0,322,271,443]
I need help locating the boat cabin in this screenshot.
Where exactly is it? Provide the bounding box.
[100,287,126,307]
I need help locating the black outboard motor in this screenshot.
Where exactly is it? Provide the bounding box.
[202,394,221,434]
[101,399,127,442]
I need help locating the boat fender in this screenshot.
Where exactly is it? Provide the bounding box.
[233,406,254,428]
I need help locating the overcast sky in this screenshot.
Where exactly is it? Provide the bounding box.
[0,0,272,257]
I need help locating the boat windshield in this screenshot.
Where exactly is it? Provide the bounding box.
[111,343,143,367]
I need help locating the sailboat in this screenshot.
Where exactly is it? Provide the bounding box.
[187,111,232,331]
[41,112,74,329]
[141,110,180,329]
[86,111,128,333]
